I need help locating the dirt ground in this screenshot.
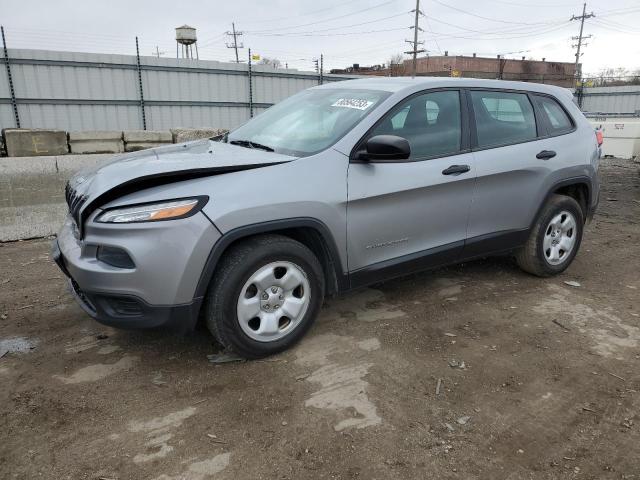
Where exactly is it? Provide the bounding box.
[1,158,639,480]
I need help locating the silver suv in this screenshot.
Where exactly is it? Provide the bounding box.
[53,77,600,358]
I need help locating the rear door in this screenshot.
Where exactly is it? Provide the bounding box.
[346,89,476,283]
[529,93,580,170]
[464,89,549,255]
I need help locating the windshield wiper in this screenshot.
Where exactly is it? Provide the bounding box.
[229,139,274,152]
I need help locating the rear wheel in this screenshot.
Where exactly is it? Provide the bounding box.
[515,194,583,277]
[204,234,324,359]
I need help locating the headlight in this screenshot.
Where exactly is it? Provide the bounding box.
[96,197,207,223]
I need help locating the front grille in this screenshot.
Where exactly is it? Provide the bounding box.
[65,182,87,231]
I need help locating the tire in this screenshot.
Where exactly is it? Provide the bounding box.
[204,234,325,359]
[515,194,584,277]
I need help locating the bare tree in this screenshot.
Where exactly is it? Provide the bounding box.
[388,53,404,67]
[388,53,405,76]
[259,57,282,69]
[594,67,631,86]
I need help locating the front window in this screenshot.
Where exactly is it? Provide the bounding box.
[227,88,390,157]
[370,90,462,159]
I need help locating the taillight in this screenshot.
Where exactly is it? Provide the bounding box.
[595,129,603,146]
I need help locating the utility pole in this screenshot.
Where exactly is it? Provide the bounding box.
[226,22,244,63]
[153,46,165,58]
[570,3,594,84]
[248,48,253,118]
[404,0,425,78]
[497,54,507,80]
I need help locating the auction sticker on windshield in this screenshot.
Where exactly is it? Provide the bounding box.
[331,98,374,110]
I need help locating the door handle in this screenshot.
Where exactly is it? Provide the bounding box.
[442,164,471,176]
[536,150,556,160]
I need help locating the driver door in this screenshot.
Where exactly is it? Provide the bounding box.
[346,89,476,285]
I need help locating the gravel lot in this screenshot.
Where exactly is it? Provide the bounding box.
[1,157,639,480]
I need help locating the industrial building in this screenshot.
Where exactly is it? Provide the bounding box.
[331,53,577,88]
[410,54,577,87]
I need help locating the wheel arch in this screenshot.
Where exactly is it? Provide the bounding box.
[531,176,592,230]
[194,218,348,302]
[552,181,590,220]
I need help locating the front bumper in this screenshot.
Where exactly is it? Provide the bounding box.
[53,212,220,330]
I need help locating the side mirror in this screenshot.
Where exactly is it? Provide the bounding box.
[358,135,411,161]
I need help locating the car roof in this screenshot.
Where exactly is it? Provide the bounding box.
[317,76,572,98]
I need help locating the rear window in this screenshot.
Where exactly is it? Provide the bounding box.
[535,95,573,135]
[470,91,537,148]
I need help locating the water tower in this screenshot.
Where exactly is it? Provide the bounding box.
[176,25,198,59]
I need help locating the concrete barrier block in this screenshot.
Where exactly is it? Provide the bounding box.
[123,130,172,152]
[2,128,69,157]
[55,154,114,175]
[170,127,228,143]
[0,154,116,241]
[124,130,173,142]
[68,131,124,154]
[125,142,171,152]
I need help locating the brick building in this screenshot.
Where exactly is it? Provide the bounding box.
[331,54,578,88]
[407,53,577,87]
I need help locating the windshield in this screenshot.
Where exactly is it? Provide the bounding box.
[227,88,390,157]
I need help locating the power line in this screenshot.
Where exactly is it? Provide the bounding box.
[247,0,399,34]
[422,21,572,41]
[597,5,640,16]
[198,33,227,49]
[426,14,569,36]
[404,0,425,77]
[431,0,566,26]
[335,38,407,56]
[225,22,243,63]
[457,49,531,57]
[592,18,640,34]
[423,16,442,54]
[241,0,367,25]
[243,12,408,37]
[596,17,640,32]
[248,27,407,37]
[481,0,581,7]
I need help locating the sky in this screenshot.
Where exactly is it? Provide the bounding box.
[2,0,639,76]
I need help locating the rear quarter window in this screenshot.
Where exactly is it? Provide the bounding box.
[535,95,574,135]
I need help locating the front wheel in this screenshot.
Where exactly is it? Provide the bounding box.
[515,194,584,277]
[204,234,325,359]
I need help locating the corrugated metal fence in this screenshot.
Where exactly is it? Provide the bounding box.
[0,48,356,131]
[579,85,640,115]
[4,47,637,129]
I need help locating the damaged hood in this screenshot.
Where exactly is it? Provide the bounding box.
[66,139,295,231]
